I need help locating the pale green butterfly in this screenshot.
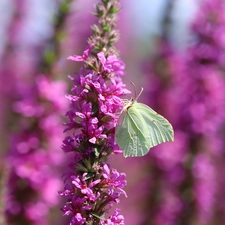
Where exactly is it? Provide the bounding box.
[115,86,174,157]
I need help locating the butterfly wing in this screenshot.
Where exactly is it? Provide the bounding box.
[132,103,174,147]
[115,102,174,157]
[115,112,131,156]
[115,105,152,157]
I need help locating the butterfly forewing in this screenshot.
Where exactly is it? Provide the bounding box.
[134,103,174,145]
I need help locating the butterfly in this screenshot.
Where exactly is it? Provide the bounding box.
[115,87,174,157]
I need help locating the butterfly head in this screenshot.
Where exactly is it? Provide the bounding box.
[121,83,143,113]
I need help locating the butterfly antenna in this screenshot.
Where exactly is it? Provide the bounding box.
[136,87,144,100]
[131,82,137,98]
[131,82,143,100]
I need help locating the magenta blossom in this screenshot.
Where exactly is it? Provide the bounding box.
[100,209,125,225]
[59,2,130,224]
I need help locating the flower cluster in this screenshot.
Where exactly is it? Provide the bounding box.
[182,1,225,223]
[140,0,225,224]
[141,40,187,225]
[5,76,68,225]
[190,0,225,66]
[59,1,129,224]
[60,45,127,225]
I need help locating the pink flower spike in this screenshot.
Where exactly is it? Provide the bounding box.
[59,2,128,223]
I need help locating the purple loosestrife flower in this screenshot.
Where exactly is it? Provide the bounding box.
[60,1,129,224]
[0,0,58,156]
[3,1,71,224]
[100,208,125,225]
[142,0,225,224]
[142,40,187,225]
[190,0,225,66]
[5,76,68,225]
[181,2,225,223]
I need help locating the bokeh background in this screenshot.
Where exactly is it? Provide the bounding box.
[1,0,225,224]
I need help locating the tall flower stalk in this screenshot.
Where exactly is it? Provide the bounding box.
[59,0,129,224]
[142,0,225,224]
[4,1,71,224]
[181,0,225,224]
[5,77,68,225]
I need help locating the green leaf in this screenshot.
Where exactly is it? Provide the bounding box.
[92,212,105,220]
